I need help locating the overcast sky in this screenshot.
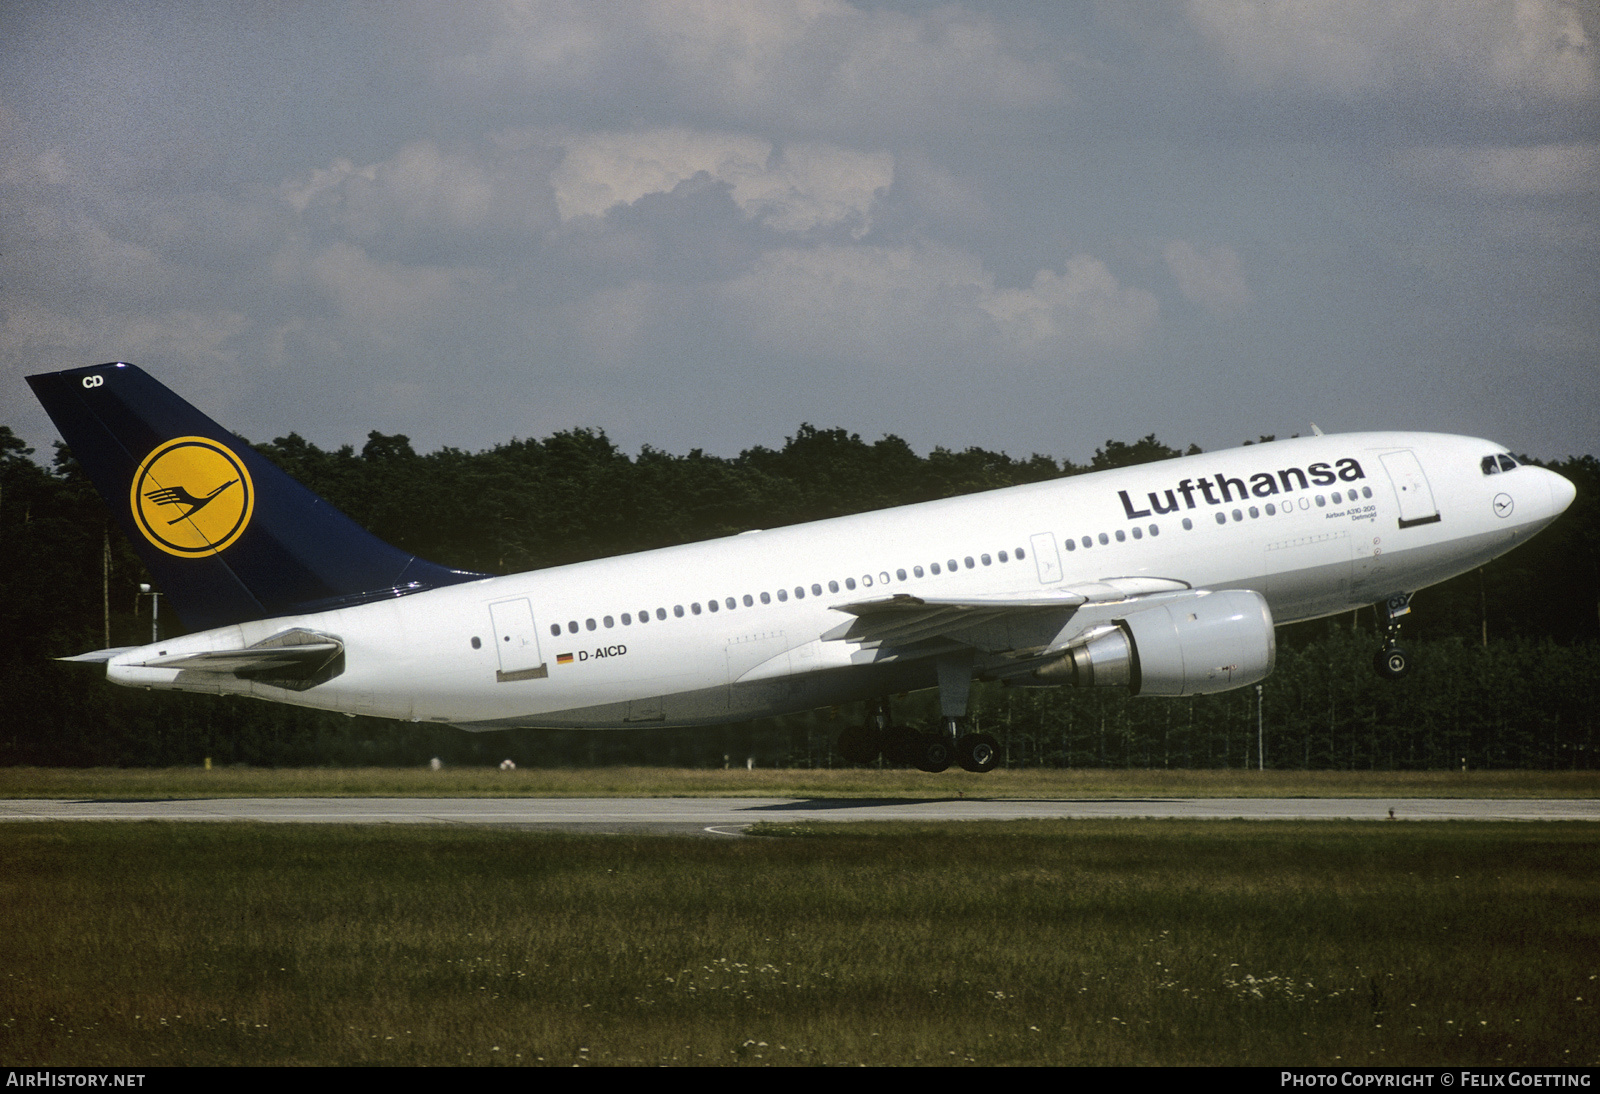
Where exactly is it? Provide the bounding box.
[3,1,1596,468]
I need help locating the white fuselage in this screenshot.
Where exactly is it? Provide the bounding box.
[106,432,1575,730]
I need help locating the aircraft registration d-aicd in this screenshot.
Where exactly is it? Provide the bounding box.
[30,362,1576,773]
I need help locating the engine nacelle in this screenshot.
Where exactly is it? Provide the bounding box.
[1034,589,1275,697]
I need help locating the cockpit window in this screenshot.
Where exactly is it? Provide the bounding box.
[1482,455,1502,475]
[1498,454,1518,472]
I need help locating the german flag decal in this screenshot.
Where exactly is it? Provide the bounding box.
[556,652,574,665]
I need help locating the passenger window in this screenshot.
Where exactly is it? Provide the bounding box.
[568,621,579,633]
[1362,487,1372,498]
[897,569,907,581]
[1265,503,1276,516]
[1114,531,1125,543]
[913,566,924,578]
[981,554,991,566]
[948,559,959,572]
[725,597,736,610]
[828,580,840,593]
[586,618,597,631]
[1183,518,1193,530]
[474,636,484,649]
[795,587,806,599]
[656,608,666,620]
[845,578,856,590]
[1315,495,1325,507]
[1148,524,1159,536]
[1249,506,1259,518]
[674,605,684,618]
[1017,548,1026,559]
[998,551,1008,563]
[743,594,753,607]
[548,625,559,638]
[1097,533,1108,546]
[1215,513,1226,525]
[931,562,942,575]
[965,556,975,569]
[693,603,703,615]
[777,589,788,602]
[1131,527,1142,539]
[1065,539,1076,551]
[879,571,889,584]
[1082,536,1092,548]
[708,600,719,613]
[759,592,769,605]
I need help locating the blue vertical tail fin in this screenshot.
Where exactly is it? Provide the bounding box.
[27,362,486,631]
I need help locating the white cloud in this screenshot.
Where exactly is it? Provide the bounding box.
[551,130,770,221]
[1187,0,1596,104]
[272,241,490,335]
[280,140,558,241]
[1163,240,1253,313]
[436,0,1065,134]
[551,129,892,235]
[1391,141,1600,195]
[718,242,1158,365]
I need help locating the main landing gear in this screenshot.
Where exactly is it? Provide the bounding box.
[836,700,967,771]
[1372,593,1413,680]
[834,655,1001,773]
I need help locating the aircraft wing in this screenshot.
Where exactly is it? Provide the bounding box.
[823,577,1192,652]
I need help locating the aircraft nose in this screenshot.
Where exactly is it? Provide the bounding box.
[1547,467,1576,517]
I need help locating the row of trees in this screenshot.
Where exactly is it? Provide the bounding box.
[2,421,1595,768]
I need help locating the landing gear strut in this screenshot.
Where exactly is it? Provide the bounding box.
[1373,593,1412,680]
[832,654,1001,773]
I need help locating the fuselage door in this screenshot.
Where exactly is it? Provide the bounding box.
[489,598,548,682]
[1030,532,1063,583]
[1380,451,1441,528]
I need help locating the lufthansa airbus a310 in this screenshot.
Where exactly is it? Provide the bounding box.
[29,362,1575,773]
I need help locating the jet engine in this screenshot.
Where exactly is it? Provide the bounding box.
[1034,589,1275,697]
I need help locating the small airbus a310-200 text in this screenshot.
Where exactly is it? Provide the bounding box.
[29,362,1575,772]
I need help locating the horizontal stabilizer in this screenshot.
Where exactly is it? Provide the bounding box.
[57,647,139,664]
[114,628,345,691]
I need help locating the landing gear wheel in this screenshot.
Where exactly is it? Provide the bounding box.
[913,731,953,773]
[1374,645,1411,680]
[956,732,1000,773]
[836,726,883,764]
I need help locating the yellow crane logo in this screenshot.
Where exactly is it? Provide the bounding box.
[130,437,254,556]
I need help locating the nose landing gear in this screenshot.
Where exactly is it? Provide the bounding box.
[1373,593,1412,680]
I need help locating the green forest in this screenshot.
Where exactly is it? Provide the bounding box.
[2,421,1596,770]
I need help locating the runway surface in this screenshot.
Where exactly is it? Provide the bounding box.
[3,796,1596,835]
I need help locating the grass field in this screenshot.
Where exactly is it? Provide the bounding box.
[2,765,1597,799]
[1,820,1595,1066]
